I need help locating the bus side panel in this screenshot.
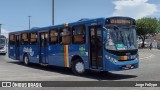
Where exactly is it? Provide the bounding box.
[48,30,90,68]
[8,45,16,60]
[28,45,39,63]
[48,45,65,67]
[20,45,28,62]
[68,44,89,69]
[48,44,89,69]
[20,45,39,63]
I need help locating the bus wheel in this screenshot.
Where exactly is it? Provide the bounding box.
[3,53,6,55]
[23,55,29,66]
[72,59,86,75]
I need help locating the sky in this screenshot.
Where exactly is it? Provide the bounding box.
[0,0,160,37]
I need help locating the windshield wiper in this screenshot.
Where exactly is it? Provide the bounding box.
[103,26,108,32]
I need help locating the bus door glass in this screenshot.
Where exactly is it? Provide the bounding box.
[15,35,20,60]
[89,25,103,69]
[39,32,48,64]
[9,34,15,59]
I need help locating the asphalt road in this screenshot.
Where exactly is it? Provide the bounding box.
[0,49,160,90]
[0,49,160,81]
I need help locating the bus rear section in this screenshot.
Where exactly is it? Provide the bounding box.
[0,35,7,55]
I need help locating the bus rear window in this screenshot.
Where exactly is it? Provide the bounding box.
[9,34,15,45]
[29,32,37,45]
[60,27,71,44]
[21,33,28,45]
[50,30,58,44]
[72,25,85,44]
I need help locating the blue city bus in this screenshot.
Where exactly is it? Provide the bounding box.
[8,17,139,75]
[0,35,7,55]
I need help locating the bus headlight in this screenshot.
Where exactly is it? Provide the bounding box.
[0,46,6,51]
[105,55,118,62]
[2,47,6,50]
[135,55,139,60]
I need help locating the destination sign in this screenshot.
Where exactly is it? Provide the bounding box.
[110,19,131,24]
[106,17,135,25]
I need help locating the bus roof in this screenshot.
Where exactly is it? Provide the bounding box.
[9,16,135,34]
[0,35,6,38]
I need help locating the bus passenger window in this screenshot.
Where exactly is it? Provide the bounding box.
[72,25,85,44]
[30,32,37,45]
[21,33,28,45]
[60,28,71,44]
[50,30,58,44]
[9,34,15,45]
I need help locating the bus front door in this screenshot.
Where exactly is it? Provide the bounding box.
[15,35,20,60]
[89,26,103,69]
[39,32,48,64]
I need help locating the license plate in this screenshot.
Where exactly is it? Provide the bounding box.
[122,64,134,70]
[126,64,132,68]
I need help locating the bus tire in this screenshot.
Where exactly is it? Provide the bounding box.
[23,54,29,66]
[3,53,6,55]
[71,59,86,76]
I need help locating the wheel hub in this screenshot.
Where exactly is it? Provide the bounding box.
[75,62,84,73]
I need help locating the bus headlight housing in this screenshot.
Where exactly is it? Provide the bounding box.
[2,47,6,50]
[0,46,4,50]
[105,55,118,62]
[135,55,139,60]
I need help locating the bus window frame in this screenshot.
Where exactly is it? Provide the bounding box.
[59,27,71,45]
[21,32,29,45]
[72,25,86,44]
[49,29,59,44]
[9,34,15,45]
[29,32,38,45]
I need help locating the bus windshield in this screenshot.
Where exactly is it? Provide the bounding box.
[0,39,5,46]
[105,27,137,50]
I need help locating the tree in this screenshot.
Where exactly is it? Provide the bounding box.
[156,18,160,33]
[136,17,158,48]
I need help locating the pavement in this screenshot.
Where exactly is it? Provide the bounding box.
[138,49,156,60]
[0,49,160,90]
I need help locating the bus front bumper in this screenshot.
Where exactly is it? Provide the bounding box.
[0,50,7,54]
[0,47,7,54]
[105,59,139,71]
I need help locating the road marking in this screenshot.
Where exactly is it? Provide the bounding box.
[153,49,160,52]
[140,54,154,61]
